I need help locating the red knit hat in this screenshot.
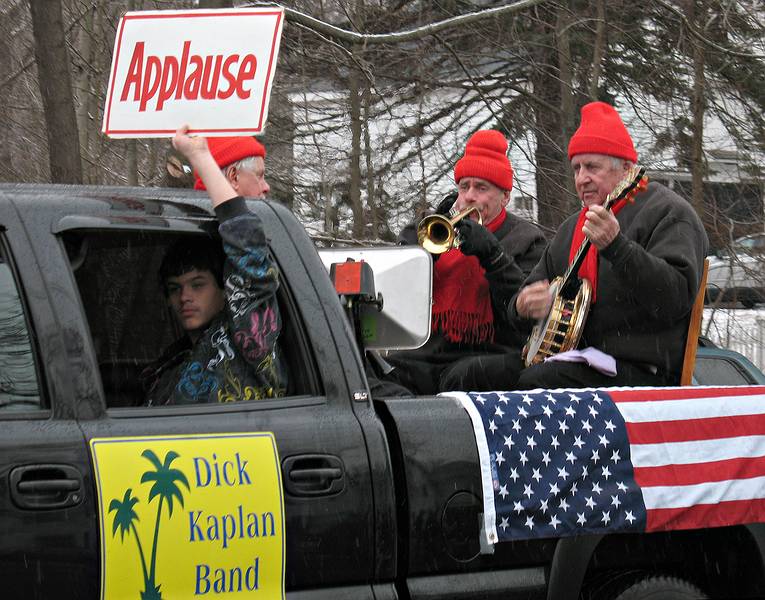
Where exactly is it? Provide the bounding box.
[194,136,266,190]
[568,102,637,162]
[454,130,513,191]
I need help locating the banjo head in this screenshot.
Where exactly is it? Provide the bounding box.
[524,277,592,367]
[524,278,561,366]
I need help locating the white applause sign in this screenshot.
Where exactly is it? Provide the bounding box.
[102,8,284,138]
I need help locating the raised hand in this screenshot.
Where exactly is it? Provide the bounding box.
[582,205,620,250]
[172,124,209,165]
[172,125,234,208]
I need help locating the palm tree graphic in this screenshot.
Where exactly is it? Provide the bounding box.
[109,449,190,600]
[109,489,149,587]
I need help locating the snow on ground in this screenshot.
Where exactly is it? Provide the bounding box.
[703,307,765,371]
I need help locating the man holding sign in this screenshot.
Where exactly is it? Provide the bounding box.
[142,126,286,404]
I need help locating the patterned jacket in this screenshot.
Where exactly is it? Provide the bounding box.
[143,197,286,405]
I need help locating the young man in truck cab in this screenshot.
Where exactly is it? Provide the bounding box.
[142,127,286,405]
[386,130,547,394]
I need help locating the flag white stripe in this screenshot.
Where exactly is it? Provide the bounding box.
[630,434,765,467]
[642,475,765,509]
[448,392,498,546]
[616,394,765,423]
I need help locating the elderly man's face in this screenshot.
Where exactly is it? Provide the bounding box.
[228,156,270,199]
[571,153,631,207]
[454,177,510,225]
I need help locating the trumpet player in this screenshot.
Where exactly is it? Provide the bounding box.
[386,129,546,394]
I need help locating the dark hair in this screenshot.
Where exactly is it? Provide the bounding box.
[159,236,225,295]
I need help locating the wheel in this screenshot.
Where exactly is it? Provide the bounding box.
[605,574,707,600]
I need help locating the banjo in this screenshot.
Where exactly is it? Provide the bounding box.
[523,166,649,367]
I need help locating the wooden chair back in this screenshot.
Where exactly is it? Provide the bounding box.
[680,258,710,386]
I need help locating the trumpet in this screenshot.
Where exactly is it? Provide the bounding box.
[417,206,482,254]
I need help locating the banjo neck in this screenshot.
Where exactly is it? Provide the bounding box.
[560,233,593,298]
[559,166,647,299]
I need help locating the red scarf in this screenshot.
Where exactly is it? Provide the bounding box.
[569,198,629,303]
[432,210,506,344]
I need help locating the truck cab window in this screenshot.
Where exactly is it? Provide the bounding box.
[0,245,41,411]
[63,229,312,408]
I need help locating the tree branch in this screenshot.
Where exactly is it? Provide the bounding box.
[653,0,765,59]
[247,0,550,45]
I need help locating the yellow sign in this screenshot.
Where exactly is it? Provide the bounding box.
[90,433,285,599]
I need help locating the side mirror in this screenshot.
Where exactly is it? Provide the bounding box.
[318,246,432,350]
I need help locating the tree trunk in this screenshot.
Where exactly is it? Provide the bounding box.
[29,0,83,184]
[688,0,707,219]
[363,85,378,238]
[532,6,569,230]
[127,141,138,186]
[0,35,15,181]
[587,0,606,99]
[323,181,335,236]
[74,1,95,183]
[348,58,365,239]
[261,90,296,210]
[197,0,232,7]
[556,2,578,214]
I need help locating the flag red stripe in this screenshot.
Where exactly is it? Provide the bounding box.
[646,498,765,531]
[611,386,765,403]
[625,413,765,443]
[634,456,765,487]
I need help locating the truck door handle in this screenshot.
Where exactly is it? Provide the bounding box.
[10,464,84,509]
[17,479,80,493]
[289,467,342,482]
[282,454,344,497]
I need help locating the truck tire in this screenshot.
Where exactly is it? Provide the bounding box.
[604,574,707,600]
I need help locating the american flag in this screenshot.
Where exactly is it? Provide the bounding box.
[452,386,765,546]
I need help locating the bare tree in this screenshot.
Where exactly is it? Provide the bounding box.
[29,0,82,183]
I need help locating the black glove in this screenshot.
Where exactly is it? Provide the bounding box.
[434,191,458,216]
[455,218,505,269]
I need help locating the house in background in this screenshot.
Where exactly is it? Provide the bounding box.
[288,88,763,251]
[649,149,764,252]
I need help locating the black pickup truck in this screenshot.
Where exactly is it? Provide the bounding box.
[2,183,765,600]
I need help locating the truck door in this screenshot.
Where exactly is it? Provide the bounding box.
[50,203,382,599]
[0,202,97,599]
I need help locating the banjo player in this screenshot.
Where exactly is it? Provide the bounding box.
[474,101,708,391]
